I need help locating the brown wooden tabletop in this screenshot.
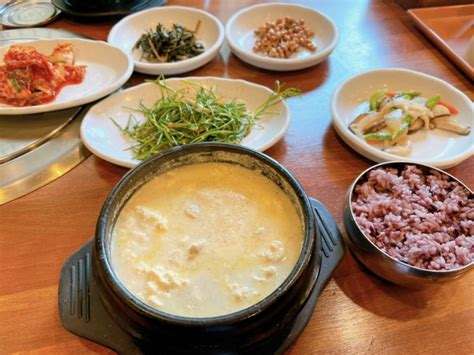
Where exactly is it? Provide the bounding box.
[1,0,473,354]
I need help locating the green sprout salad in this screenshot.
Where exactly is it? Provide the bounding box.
[113,78,300,161]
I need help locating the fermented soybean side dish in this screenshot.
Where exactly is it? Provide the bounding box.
[253,16,316,58]
[111,162,303,317]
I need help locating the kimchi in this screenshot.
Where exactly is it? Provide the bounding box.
[0,43,86,107]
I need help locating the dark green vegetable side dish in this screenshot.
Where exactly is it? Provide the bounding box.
[112,77,300,161]
[134,22,205,63]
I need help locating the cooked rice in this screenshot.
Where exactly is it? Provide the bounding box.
[352,165,473,270]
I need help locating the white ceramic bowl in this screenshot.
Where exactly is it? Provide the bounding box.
[108,6,224,75]
[81,77,291,168]
[331,68,474,169]
[0,38,133,115]
[225,3,338,71]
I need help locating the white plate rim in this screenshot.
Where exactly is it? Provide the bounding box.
[330,68,474,169]
[225,2,339,71]
[81,76,291,168]
[107,6,225,75]
[0,38,134,115]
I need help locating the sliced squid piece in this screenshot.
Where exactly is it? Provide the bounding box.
[350,102,398,136]
[411,96,427,106]
[431,104,450,118]
[394,101,432,120]
[384,108,404,134]
[419,113,431,130]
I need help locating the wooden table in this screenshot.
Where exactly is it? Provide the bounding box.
[1,0,473,353]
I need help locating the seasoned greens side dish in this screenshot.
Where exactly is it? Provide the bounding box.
[113,78,300,160]
[134,22,204,63]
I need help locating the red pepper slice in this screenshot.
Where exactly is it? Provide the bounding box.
[438,100,458,114]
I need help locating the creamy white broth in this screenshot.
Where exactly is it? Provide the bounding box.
[111,162,303,318]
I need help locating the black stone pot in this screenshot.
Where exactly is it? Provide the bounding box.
[59,143,345,354]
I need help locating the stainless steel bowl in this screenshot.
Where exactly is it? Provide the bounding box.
[343,161,473,288]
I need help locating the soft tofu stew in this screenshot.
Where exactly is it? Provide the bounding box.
[111,162,303,318]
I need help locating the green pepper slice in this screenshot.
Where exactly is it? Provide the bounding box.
[425,95,441,109]
[364,132,392,141]
[396,91,421,100]
[392,115,413,140]
[369,90,387,111]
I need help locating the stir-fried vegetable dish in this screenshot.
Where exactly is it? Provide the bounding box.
[349,90,470,156]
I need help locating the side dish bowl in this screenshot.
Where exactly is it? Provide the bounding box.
[108,6,224,75]
[80,77,291,168]
[331,68,474,169]
[343,161,473,288]
[225,3,338,71]
[0,38,133,115]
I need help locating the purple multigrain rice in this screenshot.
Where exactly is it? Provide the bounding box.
[352,165,473,270]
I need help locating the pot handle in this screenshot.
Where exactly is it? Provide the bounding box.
[278,199,346,353]
[58,240,140,354]
[310,198,345,298]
